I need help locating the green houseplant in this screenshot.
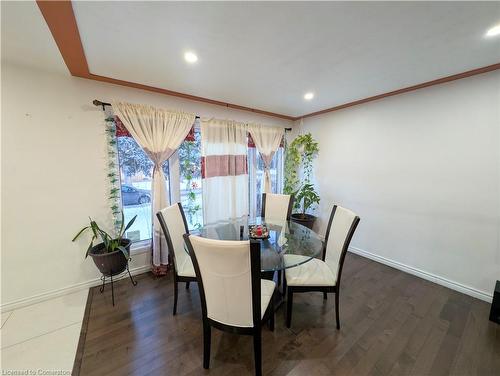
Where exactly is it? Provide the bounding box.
[284,133,320,229]
[72,212,137,276]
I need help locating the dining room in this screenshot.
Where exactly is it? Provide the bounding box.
[1,1,500,375]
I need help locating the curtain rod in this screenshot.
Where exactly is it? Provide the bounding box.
[92,100,292,131]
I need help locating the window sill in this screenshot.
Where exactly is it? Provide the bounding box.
[130,240,151,255]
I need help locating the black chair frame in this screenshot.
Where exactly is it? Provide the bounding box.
[184,234,274,376]
[284,205,360,329]
[156,203,197,315]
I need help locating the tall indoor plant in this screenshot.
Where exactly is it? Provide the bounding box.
[284,133,320,229]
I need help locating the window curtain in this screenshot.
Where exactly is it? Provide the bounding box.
[201,119,249,224]
[248,123,285,193]
[112,101,196,275]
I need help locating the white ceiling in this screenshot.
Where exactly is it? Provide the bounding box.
[1,1,68,75]
[3,2,500,117]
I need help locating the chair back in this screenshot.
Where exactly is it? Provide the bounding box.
[323,205,360,285]
[261,193,294,221]
[156,203,190,275]
[184,235,261,328]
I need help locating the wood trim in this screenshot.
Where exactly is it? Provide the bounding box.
[37,1,500,122]
[36,0,294,121]
[88,73,295,120]
[71,287,93,376]
[298,63,500,119]
[36,0,89,77]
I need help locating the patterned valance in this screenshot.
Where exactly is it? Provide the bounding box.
[248,132,285,148]
[115,115,196,143]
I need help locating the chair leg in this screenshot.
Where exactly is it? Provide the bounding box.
[253,329,262,376]
[203,320,211,369]
[323,292,328,300]
[286,288,293,328]
[173,278,178,316]
[335,291,340,330]
[185,281,190,290]
[277,270,282,287]
[283,273,287,296]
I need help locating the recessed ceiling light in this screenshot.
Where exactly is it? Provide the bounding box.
[485,24,500,37]
[304,92,314,100]
[184,51,198,63]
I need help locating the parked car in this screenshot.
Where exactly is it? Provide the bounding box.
[121,184,151,206]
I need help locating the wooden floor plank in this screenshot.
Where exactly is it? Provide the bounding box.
[75,253,499,375]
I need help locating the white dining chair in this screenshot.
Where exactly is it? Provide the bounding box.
[284,205,360,329]
[261,193,294,221]
[261,192,294,289]
[156,203,197,315]
[183,234,275,376]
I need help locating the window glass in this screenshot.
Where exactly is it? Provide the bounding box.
[116,123,283,236]
[178,126,203,230]
[248,143,284,218]
[117,136,170,242]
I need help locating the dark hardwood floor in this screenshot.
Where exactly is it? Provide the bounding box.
[74,253,500,376]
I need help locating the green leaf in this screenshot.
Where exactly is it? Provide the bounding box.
[89,220,100,238]
[84,235,96,258]
[96,227,111,250]
[72,226,90,242]
[118,246,130,260]
[119,211,125,237]
[122,215,137,235]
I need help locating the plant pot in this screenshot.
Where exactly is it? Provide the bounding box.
[291,213,317,230]
[88,239,131,276]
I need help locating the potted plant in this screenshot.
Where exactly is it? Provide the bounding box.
[72,212,137,276]
[291,183,321,229]
[284,133,320,229]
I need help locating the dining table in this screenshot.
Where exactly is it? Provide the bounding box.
[187,216,324,310]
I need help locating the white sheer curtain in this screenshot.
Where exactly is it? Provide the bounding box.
[248,123,284,193]
[201,119,249,224]
[112,101,196,275]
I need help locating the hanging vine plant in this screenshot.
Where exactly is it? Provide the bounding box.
[284,132,320,228]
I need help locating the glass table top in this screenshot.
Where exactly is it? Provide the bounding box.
[189,217,324,272]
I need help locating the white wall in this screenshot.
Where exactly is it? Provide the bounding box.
[1,63,292,310]
[300,71,500,301]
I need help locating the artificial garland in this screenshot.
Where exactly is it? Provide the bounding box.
[104,116,123,232]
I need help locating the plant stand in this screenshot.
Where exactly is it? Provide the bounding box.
[99,264,137,306]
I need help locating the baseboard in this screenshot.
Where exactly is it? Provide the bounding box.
[0,264,151,313]
[3,248,492,311]
[349,246,493,303]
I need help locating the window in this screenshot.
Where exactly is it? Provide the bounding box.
[116,123,170,243]
[248,136,285,218]
[115,117,283,240]
[178,125,203,230]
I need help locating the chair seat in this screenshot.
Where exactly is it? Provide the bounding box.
[261,279,276,318]
[177,257,196,278]
[284,255,337,287]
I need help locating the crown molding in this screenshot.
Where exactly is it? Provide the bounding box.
[37,0,500,122]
